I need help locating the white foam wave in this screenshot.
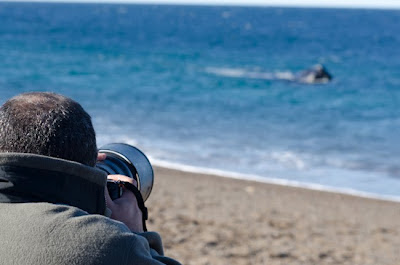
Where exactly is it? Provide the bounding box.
[149,156,400,203]
[271,151,307,170]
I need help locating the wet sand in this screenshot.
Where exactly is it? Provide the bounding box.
[146,166,400,265]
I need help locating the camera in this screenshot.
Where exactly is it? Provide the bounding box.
[96,143,154,202]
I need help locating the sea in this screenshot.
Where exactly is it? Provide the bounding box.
[1,2,400,200]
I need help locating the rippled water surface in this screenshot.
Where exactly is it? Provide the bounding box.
[1,3,400,197]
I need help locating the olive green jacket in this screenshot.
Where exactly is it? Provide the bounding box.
[0,153,180,265]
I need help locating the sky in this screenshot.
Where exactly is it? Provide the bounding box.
[4,0,400,9]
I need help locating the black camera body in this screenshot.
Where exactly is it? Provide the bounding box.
[96,143,154,202]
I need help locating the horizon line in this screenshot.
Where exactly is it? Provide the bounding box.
[3,0,400,10]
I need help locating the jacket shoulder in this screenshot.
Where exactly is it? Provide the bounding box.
[0,203,171,265]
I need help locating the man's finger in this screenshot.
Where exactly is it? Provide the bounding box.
[97,153,107,161]
[107,174,138,187]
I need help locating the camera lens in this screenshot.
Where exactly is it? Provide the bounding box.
[96,143,154,201]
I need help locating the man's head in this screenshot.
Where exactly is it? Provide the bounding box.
[0,92,97,166]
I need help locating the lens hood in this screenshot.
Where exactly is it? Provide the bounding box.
[98,143,154,201]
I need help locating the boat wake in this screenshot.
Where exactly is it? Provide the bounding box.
[205,64,332,84]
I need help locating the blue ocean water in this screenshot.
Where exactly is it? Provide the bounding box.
[1,3,400,198]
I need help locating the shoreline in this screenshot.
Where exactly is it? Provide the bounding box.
[147,165,400,265]
[151,158,400,203]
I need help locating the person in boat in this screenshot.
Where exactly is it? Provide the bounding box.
[295,64,333,84]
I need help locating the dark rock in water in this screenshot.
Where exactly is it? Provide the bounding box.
[295,64,332,84]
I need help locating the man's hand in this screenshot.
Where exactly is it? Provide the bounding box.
[98,153,144,233]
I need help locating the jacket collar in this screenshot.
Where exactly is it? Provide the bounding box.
[0,153,107,215]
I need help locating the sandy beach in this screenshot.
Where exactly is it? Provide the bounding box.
[146,166,400,265]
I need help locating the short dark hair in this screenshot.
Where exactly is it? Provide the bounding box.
[0,92,97,166]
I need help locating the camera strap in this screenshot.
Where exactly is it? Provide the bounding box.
[121,181,148,232]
